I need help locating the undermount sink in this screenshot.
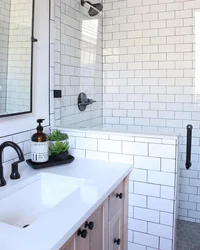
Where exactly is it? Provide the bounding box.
[0,173,85,228]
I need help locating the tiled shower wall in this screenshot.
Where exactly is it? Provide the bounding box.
[0,0,11,114]
[64,128,178,250]
[50,0,103,128]
[103,0,200,222]
[6,0,32,113]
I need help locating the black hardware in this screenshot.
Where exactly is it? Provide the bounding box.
[23,224,30,228]
[77,229,88,238]
[0,141,24,187]
[85,221,94,230]
[116,193,123,199]
[54,90,62,98]
[81,0,103,17]
[78,92,96,111]
[10,161,21,180]
[186,124,193,170]
[31,36,38,43]
[114,239,121,245]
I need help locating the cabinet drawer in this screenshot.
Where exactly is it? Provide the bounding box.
[109,181,124,220]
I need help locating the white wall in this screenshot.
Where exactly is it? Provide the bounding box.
[0,0,49,179]
[103,0,200,222]
[0,0,49,137]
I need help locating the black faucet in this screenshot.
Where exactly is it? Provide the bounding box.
[0,141,25,187]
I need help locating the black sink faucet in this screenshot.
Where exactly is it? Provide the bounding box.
[0,141,25,187]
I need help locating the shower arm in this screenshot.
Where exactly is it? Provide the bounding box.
[81,0,102,15]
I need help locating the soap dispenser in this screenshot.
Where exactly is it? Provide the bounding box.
[31,119,49,163]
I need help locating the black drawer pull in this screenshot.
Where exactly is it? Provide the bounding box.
[77,229,87,238]
[114,238,121,245]
[116,193,123,199]
[85,221,94,230]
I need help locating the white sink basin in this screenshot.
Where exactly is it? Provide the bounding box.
[0,173,85,228]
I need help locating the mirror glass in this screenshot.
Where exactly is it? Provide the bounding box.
[0,0,34,117]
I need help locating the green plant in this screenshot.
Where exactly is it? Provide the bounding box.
[49,141,69,155]
[48,130,68,141]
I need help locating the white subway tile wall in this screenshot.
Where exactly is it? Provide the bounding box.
[64,128,178,250]
[50,0,103,128]
[103,0,200,224]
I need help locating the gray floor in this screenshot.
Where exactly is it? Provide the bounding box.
[176,219,200,250]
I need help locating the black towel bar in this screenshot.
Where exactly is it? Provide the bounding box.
[185,124,193,170]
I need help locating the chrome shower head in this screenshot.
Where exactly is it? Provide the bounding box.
[81,0,103,17]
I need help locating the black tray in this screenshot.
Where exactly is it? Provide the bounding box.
[26,155,75,169]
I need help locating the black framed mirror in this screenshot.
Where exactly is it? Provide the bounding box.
[0,0,35,118]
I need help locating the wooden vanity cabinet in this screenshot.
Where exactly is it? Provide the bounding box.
[60,236,76,250]
[60,177,128,250]
[60,203,107,250]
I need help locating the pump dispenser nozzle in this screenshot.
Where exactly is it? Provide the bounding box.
[36,119,45,132]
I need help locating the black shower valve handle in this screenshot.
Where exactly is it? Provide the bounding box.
[88,99,96,105]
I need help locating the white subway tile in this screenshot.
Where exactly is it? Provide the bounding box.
[148,223,173,239]
[128,230,133,242]
[128,205,134,218]
[123,141,148,156]
[86,151,108,161]
[161,159,176,173]
[98,139,121,153]
[180,201,196,210]
[128,242,146,250]
[181,185,198,194]
[160,212,174,226]
[69,149,85,158]
[188,210,200,219]
[148,197,174,212]
[129,181,134,193]
[134,232,159,248]
[134,207,159,223]
[135,182,160,197]
[160,238,172,250]
[109,153,133,164]
[148,171,175,186]
[76,138,97,151]
[129,168,147,182]
[161,186,175,200]
[128,218,147,233]
[149,144,175,159]
[129,194,147,208]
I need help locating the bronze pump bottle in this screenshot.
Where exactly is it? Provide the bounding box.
[31,119,49,163]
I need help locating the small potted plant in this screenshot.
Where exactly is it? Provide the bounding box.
[48,130,69,161]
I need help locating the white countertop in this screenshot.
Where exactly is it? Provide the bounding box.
[0,158,132,250]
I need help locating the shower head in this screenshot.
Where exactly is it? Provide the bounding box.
[81,0,103,17]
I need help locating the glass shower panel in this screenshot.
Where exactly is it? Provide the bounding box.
[59,0,103,129]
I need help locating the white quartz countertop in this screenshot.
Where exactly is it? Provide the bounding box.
[0,158,132,250]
